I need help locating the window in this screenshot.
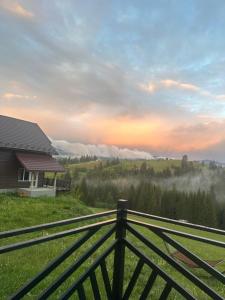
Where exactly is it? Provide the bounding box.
[18,168,30,182]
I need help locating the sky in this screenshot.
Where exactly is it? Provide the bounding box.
[1,0,225,161]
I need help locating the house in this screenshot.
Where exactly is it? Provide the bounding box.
[0,115,65,197]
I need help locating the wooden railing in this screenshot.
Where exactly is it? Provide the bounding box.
[43,178,71,191]
[0,200,225,299]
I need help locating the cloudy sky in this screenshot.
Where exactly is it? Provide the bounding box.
[1,0,225,160]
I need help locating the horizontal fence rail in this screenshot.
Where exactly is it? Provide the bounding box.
[0,219,116,254]
[43,178,71,191]
[1,200,225,299]
[127,218,225,248]
[128,209,225,236]
[0,210,117,239]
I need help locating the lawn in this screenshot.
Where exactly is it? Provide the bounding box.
[0,194,224,299]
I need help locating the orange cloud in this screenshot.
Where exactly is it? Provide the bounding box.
[140,78,225,103]
[92,117,225,153]
[2,93,37,100]
[161,79,200,91]
[91,116,172,149]
[0,1,33,18]
[167,121,225,152]
[2,107,225,154]
[140,79,200,94]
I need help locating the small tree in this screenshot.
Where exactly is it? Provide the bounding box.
[140,161,147,173]
[181,154,188,170]
[64,170,71,181]
[79,177,88,203]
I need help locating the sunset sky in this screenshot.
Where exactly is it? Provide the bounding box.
[1,1,225,160]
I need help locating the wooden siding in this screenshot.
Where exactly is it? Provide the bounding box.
[0,149,30,189]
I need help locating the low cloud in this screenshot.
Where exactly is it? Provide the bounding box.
[52,139,154,160]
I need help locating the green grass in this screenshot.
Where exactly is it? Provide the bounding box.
[66,159,203,176]
[0,193,94,231]
[67,159,183,173]
[0,194,224,299]
[116,159,182,172]
[68,160,102,170]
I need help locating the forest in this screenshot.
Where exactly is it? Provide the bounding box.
[61,156,225,229]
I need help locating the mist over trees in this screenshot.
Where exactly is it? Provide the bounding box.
[78,178,222,229]
[65,156,225,229]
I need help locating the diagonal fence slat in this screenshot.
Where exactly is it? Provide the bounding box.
[100,260,112,299]
[139,270,158,300]
[90,271,101,300]
[10,228,99,299]
[159,283,172,300]
[126,223,224,300]
[152,228,225,283]
[77,284,86,300]
[37,225,116,300]
[60,241,117,300]
[124,239,197,300]
[122,258,144,300]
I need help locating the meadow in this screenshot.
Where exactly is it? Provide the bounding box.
[67,159,183,173]
[0,193,224,299]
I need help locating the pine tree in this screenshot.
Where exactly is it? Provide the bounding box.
[140,161,147,174]
[127,185,136,209]
[79,177,88,203]
[181,154,188,171]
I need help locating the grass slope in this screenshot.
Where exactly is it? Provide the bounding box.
[67,159,183,173]
[0,194,224,299]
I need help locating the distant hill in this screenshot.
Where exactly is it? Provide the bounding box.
[201,159,225,168]
[52,139,155,160]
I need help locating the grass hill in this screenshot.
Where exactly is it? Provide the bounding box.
[0,193,94,231]
[67,159,183,173]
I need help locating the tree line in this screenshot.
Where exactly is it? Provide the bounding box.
[77,178,224,229]
[85,159,198,180]
[59,155,98,165]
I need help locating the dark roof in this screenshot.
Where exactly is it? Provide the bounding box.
[16,152,65,172]
[0,115,57,154]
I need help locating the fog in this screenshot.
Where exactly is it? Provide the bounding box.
[87,168,225,202]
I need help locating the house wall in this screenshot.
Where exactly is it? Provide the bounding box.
[0,149,30,189]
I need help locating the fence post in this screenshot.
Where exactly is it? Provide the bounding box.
[112,199,128,300]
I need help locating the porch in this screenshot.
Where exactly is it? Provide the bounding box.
[16,152,66,197]
[17,178,71,197]
[18,187,56,198]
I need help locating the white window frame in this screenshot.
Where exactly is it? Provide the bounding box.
[18,168,31,182]
[30,172,39,188]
